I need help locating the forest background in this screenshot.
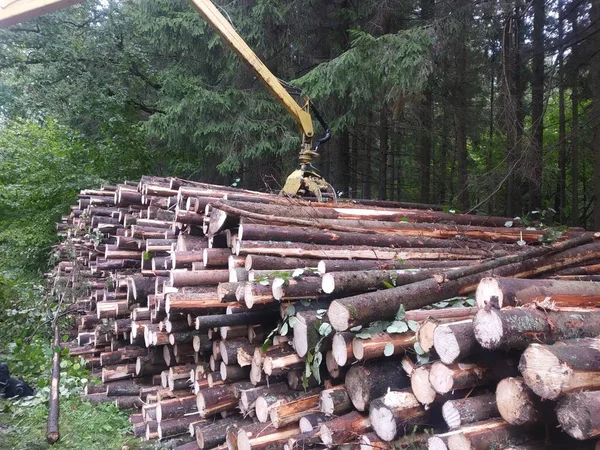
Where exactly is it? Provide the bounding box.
[0,1,599,446]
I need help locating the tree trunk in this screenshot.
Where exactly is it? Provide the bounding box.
[446,418,533,450]
[442,393,499,429]
[556,390,600,440]
[571,4,580,227]
[319,385,352,416]
[529,0,545,211]
[592,0,600,229]
[344,359,409,411]
[432,319,478,364]
[327,236,597,331]
[475,277,600,309]
[519,337,600,400]
[352,332,415,361]
[473,307,600,350]
[378,104,388,200]
[429,358,519,394]
[319,411,371,446]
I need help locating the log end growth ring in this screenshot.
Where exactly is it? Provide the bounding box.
[473,308,503,349]
[475,277,503,308]
[328,301,350,332]
[370,403,396,441]
[519,344,569,400]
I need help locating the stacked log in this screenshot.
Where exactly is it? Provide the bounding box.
[46,175,600,449]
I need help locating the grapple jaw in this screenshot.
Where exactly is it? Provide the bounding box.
[280,168,337,203]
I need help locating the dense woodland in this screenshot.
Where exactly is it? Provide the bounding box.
[0,0,600,275]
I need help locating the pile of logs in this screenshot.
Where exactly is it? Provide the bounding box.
[47,175,600,449]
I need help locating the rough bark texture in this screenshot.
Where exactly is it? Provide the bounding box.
[519,338,600,400]
[442,392,499,429]
[556,390,600,440]
[473,307,600,350]
[344,359,409,411]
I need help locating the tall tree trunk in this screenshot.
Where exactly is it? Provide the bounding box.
[591,0,600,229]
[419,0,434,204]
[439,103,450,205]
[456,2,470,211]
[529,0,545,212]
[378,105,388,200]
[558,0,567,222]
[339,130,350,197]
[571,6,580,226]
[364,113,373,199]
[350,132,358,198]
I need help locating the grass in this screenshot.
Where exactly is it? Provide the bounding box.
[0,395,138,450]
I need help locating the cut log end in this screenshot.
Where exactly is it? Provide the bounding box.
[519,344,567,400]
[428,362,455,394]
[441,401,462,429]
[328,301,350,332]
[322,274,335,294]
[255,397,270,423]
[369,404,396,441]
[332,333,350,366]
[411,366,436,405]
[475,277,503,308]
[472,308,503,349]
[496,377,541,426]
[272,278,285,301]
[427,436,450,450]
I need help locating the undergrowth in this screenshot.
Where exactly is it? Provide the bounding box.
[0,275,139,450]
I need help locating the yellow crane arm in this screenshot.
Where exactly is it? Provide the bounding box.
[0,0,82,28]
[188,0,314,140]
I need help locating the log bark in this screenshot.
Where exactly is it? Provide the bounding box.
[345,359,410,411]
[219,338,254,366]
[322,268,451,296]
[328,235,598,331]
[236,422,299,450]
[271,277,324,301]
[433,319,478,364]
[442,393,499,429]
[165,293,225,315]
[352,332,415,361]
[496,377,550,426]
[429,358,519,394]
[474,307,600,350]
[269,389,321,428]
[243,282,275,308]
[317,258,478,274]
[476,277,600,309]
[319,410,371,446]
[245,255,317,270]
[238,383,289,414]
[195,416,252,449]
[220,362,250,382]
[556,391,600,440]
[319,385,352,416]
[239,223,506,250]
[519,338,600,400]
[169,270,229,287]
[237,240,499,260]
[196,384,238,418]
[214,199,519,228]
[446,418,534,450]
[369,390,429,441]
[157,415,199,440]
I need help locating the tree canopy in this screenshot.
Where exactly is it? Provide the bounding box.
[1,0,600,275]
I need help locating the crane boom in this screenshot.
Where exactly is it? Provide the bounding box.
[0,0,81,28]
[189,0,314,140]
